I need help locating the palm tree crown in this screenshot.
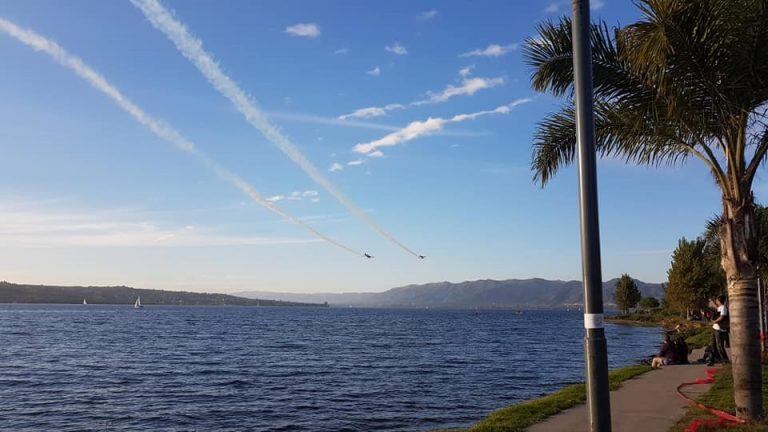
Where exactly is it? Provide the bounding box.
[526,0,768,201]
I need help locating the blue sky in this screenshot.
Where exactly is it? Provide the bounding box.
[0,0,756,293]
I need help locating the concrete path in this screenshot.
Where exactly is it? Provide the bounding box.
[527,350,716,432]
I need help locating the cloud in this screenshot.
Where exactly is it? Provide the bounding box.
[419,76,504,104]
[353,98,532,156]
[266,190,320,203]
[367,66,381,76]
[544,3,561,13]
[592,0,606,10]
[385,42,407,55]
[334,48,349,55]
[269,110,486,137]
[0,202,315,248]
[338,74,504,119]
[347,159,365,166]
[338,104,405,120]
[459,43,517,58]
[418,10,438,20]
[285,23,321,38]
[459,65,474,77]
[329,162,344,172]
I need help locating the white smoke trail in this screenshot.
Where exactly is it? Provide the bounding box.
[131,0,422,258]
[0,17,361,256]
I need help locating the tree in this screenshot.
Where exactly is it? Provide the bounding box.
[665,237,723,315]
[524,0,768,419]
[638,296,660,310]
[614,274,641,314]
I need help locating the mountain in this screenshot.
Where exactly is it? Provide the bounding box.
[236,278,664,309]
[0,281,325,307]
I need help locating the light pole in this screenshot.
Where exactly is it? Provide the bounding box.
[571,0,612,430]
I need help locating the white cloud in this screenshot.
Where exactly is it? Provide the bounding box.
[0,203,314,248]
[338,75,503,119]
[347,159,365,166]
[267,190,320,203]
[338,104,405,120]
[385,42,408,55]
[329,162,344,172]
[353,98,532,156]
[419,10,438,20]
[369,150,385,158]
[420,76,504,104]
[334,48,349,54]
[592,0,605,10]
[269,110,486,137]
[459,43,518,58]
[459,65,474,77]
[367,66,381,76]
[285,23,321,38]
[544,3,561,13]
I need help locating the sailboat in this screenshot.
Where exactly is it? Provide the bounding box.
[134,296,143,309]
[82,298,87,305]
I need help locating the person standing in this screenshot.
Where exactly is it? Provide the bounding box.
[710,295,730,364]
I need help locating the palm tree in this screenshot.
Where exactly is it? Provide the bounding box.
[525,0,768,420]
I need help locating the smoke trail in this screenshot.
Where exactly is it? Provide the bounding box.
[0,17,361,257]
[131,0,422,258]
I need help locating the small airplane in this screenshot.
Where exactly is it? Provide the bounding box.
[363,253,374,259]
[418,255,426,259]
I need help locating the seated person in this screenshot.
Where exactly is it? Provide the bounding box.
[651,334,678,368]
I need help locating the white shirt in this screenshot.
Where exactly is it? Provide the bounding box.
[713,304,728,331]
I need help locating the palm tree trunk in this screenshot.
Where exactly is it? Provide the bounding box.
[720,198,763,420]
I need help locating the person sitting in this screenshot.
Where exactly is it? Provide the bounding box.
[651,334,678,368]
[672,331,689,364]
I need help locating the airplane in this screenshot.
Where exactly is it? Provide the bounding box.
[364,253,374,259]
[418,255,426,259]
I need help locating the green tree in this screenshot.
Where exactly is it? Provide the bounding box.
[524,0,768,418]
[614,274,641,314]
[665,237,722,315]
[638,296,660,310]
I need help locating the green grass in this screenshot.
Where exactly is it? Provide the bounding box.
[467,365,652,432]
[685,326,712,349]
[669,365,768,432]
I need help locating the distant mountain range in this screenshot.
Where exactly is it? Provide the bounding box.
[0,282,324,307]
[236,278,665,309]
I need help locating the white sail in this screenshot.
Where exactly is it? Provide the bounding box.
[134,296,142,308]
[83,299,87,305]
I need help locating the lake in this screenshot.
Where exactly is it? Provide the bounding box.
[0,305,661,431]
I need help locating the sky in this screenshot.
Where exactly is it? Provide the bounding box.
[0,0,760,294]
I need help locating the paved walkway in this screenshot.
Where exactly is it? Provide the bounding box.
[527,350,716,432]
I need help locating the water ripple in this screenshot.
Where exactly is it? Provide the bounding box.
[0,305,659,431]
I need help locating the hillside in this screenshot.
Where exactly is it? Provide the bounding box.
[0,282,325,307]
[236,278,664,309]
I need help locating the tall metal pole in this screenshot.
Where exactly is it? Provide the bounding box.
[758,274,766,352]
[571,0,612,430]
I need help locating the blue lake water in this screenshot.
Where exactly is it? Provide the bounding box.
[0,305,661,431]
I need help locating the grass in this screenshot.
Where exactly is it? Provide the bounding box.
[684,326,712,349]
[466,365,652,432]
[668,365,768,432]
[608,308,677,325]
